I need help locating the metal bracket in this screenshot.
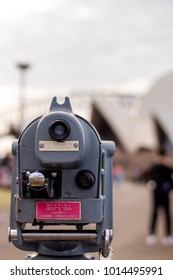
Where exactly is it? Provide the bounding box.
[99,247,113,260]
[99,229,113,259]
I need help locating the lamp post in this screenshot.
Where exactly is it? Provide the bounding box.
[16,62,30,130]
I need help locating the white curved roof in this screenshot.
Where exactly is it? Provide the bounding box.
[93,96,157,153]
[141,72,173,142]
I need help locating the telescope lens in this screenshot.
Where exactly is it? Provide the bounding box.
[49,120,70,141]
[76,170,95,189]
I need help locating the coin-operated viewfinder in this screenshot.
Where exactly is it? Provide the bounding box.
[9,97,115,259]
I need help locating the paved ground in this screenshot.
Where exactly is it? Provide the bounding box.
[1,181,173,260]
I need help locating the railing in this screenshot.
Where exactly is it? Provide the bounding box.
[0,91,141,137]
[0,95,93,137]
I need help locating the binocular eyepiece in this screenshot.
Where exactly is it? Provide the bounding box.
[49,120,70,141]
[9,96,115,259]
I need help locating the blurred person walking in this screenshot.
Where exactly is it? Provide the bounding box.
[142,148,173,245]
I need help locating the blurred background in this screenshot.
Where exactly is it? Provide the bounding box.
[1,0,173,259]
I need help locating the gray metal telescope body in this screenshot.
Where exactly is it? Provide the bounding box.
[9,97,115,258]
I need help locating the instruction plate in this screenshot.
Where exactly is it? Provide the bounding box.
[36,201,81,220]
[39,141,79,151]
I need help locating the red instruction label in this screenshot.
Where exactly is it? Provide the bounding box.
[36,201,81,220]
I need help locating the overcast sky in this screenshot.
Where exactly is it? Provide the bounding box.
[0,0,173,103]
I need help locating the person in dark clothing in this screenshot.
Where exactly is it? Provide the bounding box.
[143,148,173,245]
